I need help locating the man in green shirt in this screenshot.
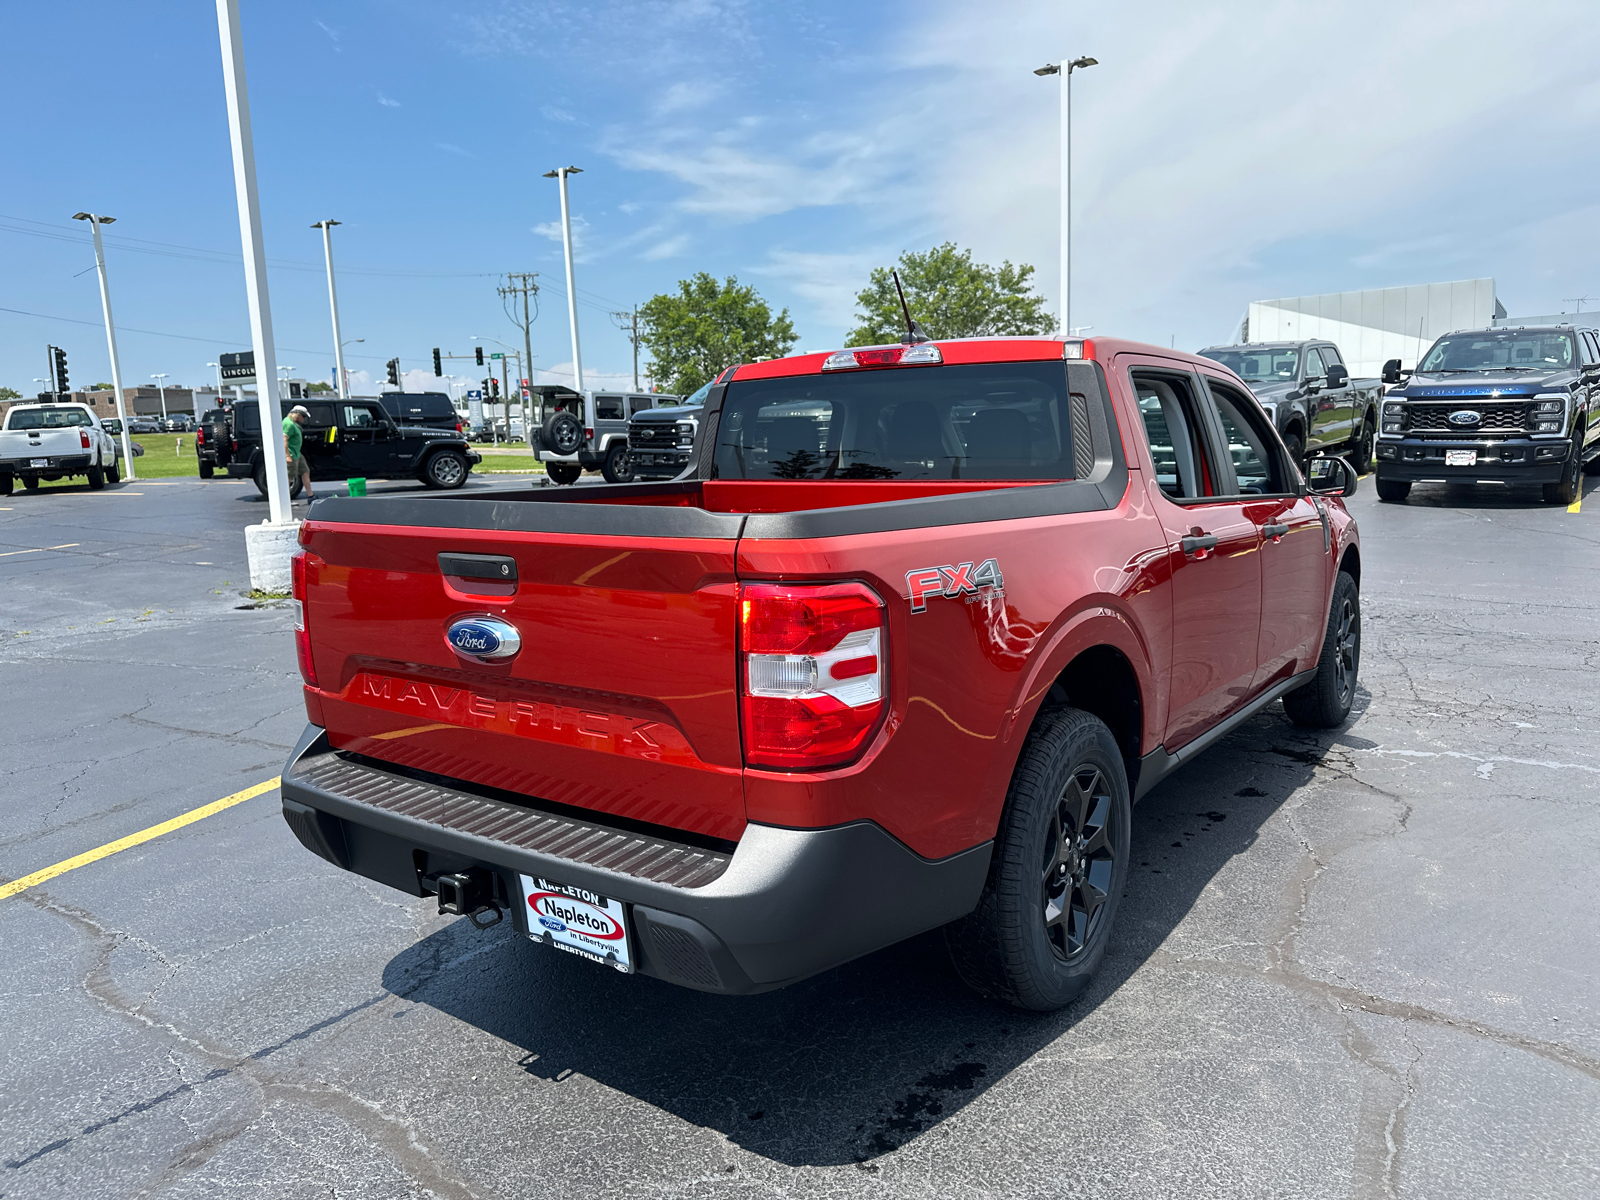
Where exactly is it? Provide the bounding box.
[283,404,316,500]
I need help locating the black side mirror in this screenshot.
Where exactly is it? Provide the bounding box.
[1324,363,1349,388]
[1306,455,1357,497]
[1381,358,1403,384]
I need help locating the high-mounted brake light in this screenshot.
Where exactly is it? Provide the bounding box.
[821,344,943,372]
[1061,340,1086,359]
[740,582,887,769]
[290,550,318,687]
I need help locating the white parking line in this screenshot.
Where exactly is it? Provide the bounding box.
[0,542,79,559]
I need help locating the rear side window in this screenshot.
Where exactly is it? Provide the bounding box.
[595,395,626,421]
[712,362,1079,481]
[1133,375,1210,499]
[628,396,653,415]
[341,404,380,428]
[5,408,93,430]
[1208,383,1288,495]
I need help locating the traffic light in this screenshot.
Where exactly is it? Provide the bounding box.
[488,377,500,399]
[386,357,400,387]
[432,347,442,376]
[475,346,484,367]
[52,346,68,393]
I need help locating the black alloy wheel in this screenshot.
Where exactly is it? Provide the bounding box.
[1349,416,1375,475]
[1040,765,1118,962]
[947,707,1131,1011]
[1284,570,1361,728]
[601,442,634,484]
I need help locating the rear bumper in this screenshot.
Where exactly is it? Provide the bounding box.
[279,725,991,994]
[1375,436,1571,484]
[0,454,91,473]
[226,461,253,478]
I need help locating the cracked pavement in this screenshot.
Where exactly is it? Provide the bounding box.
[2,474,1598,1198]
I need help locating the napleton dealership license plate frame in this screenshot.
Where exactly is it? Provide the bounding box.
[519,873,633,973]
[1445,449,1477,467]
[29,458,49,468]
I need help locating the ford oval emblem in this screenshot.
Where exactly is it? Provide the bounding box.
[1447,409,1482,427]
[445,616,522,661]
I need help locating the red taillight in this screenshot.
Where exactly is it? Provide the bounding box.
[584,427,594,441]
[197,427,206,445]
[80,430,91,449]
[290,551,318,687]
[821,343,943,372]
[740,582,887,770]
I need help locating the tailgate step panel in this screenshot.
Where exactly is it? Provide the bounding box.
[291,753,732,888]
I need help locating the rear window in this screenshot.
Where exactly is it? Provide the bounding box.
[6,408,93,430]
[380,392,454,420]
[712,362,1080,481]
[233,400,288,435]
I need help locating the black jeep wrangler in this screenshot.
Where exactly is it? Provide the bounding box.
[226,397,480,497]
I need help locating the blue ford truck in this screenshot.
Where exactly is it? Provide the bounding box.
[1374,324,1600,504]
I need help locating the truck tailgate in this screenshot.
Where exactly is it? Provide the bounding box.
[302,518,746,842]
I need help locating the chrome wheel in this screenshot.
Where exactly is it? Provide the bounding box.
[1041,765,1117,962]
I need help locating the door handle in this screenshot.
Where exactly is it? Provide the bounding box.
[1180,534,1220,556]
[1262,522,1289,539]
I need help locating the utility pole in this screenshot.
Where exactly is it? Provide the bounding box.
[73,213,136,476]
[498,272,540,428]
[611,305,642,391]
[543,166,585,393]
[312,220,348,398]
[215,0,290,526]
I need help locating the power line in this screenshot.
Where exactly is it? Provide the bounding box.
[0,303,388,361]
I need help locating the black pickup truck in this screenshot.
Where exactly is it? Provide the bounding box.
[1374,324,1600,504]
[1198,340,1381,471]
[227,397,480,498]
[196,407,233,478]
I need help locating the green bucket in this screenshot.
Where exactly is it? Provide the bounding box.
[347,477,367,497]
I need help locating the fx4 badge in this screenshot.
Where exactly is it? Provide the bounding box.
[906,559,1004,613]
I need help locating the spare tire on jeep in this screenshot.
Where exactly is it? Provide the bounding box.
[540,411,583,455]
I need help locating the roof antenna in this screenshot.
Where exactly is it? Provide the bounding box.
[892,269,929,344]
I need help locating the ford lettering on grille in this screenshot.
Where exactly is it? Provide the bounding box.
[446,616,522,661]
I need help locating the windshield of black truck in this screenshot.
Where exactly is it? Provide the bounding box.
[1419,331,1574,372]
[712,362,1077,481]
[1197,348,1299,382]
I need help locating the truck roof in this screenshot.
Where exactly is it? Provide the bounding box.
[1197,340,1321,352]
[728,335,1226,381]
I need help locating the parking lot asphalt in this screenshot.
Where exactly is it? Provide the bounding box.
[2,471,1598,1200]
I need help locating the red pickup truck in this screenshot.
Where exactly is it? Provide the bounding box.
[281,335,1361,1011]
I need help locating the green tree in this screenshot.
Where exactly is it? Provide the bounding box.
[846,242,1054,346]
[306,381,335,394]
[89,382,114,391]
[640,273,799,395]
[0,386,20,403]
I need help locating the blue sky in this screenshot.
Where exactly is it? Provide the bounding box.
[5,0,1600,397]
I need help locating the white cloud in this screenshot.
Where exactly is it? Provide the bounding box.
[540,104,579,124]
[436,142,474,159]
[315,19,340,49]
[377,92,401,108]
[756,249,881,337]
[642,234,689,260]
[534,361,639,391]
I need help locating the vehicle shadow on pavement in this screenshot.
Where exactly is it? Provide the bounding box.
[382,694,1372,1168]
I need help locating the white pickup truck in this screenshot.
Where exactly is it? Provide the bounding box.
[0,402,121,495]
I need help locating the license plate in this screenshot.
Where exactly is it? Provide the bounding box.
[30,458,49,468]
[1445,450,1476,467]
[519,873,633,973]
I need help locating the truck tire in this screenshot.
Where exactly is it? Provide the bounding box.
[23,475,40,491]
[253,462,303,500]
[546,462,582,486]
[946,707,1130,1012]
[423,450,469,489]
[106,457,120,484]
[1376,478,1410,503]
[1543,442,1582,505]
[199,460,214,479]
[600,442,634,484]
[87,462,106,491]
[1282,571,1360,729]
[541,411,583,456]
[1283,430,1304,474]
[0,472,11,497]
[1349,414,1375,475]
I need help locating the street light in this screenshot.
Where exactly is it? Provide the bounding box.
[1035,55,1098,337]
[311,220,348,398]
[150,372,170,420]
[340,337,363,397]
[72,211,136,477]
[542,166,585,393]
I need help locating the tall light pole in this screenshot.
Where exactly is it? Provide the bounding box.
[150,373,170,420]
[1035,55,1098,337]
[340,338,363,396]
[215,0,290,526]
[311,220,348,398]
[72,212,136,477]
[542,166,585,393]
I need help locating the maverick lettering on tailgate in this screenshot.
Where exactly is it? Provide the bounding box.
[344,671,698,765]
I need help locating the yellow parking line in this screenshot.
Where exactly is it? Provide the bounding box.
[0,542,79,559]
[1572,495,1583,514]
[0,777,280,902]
